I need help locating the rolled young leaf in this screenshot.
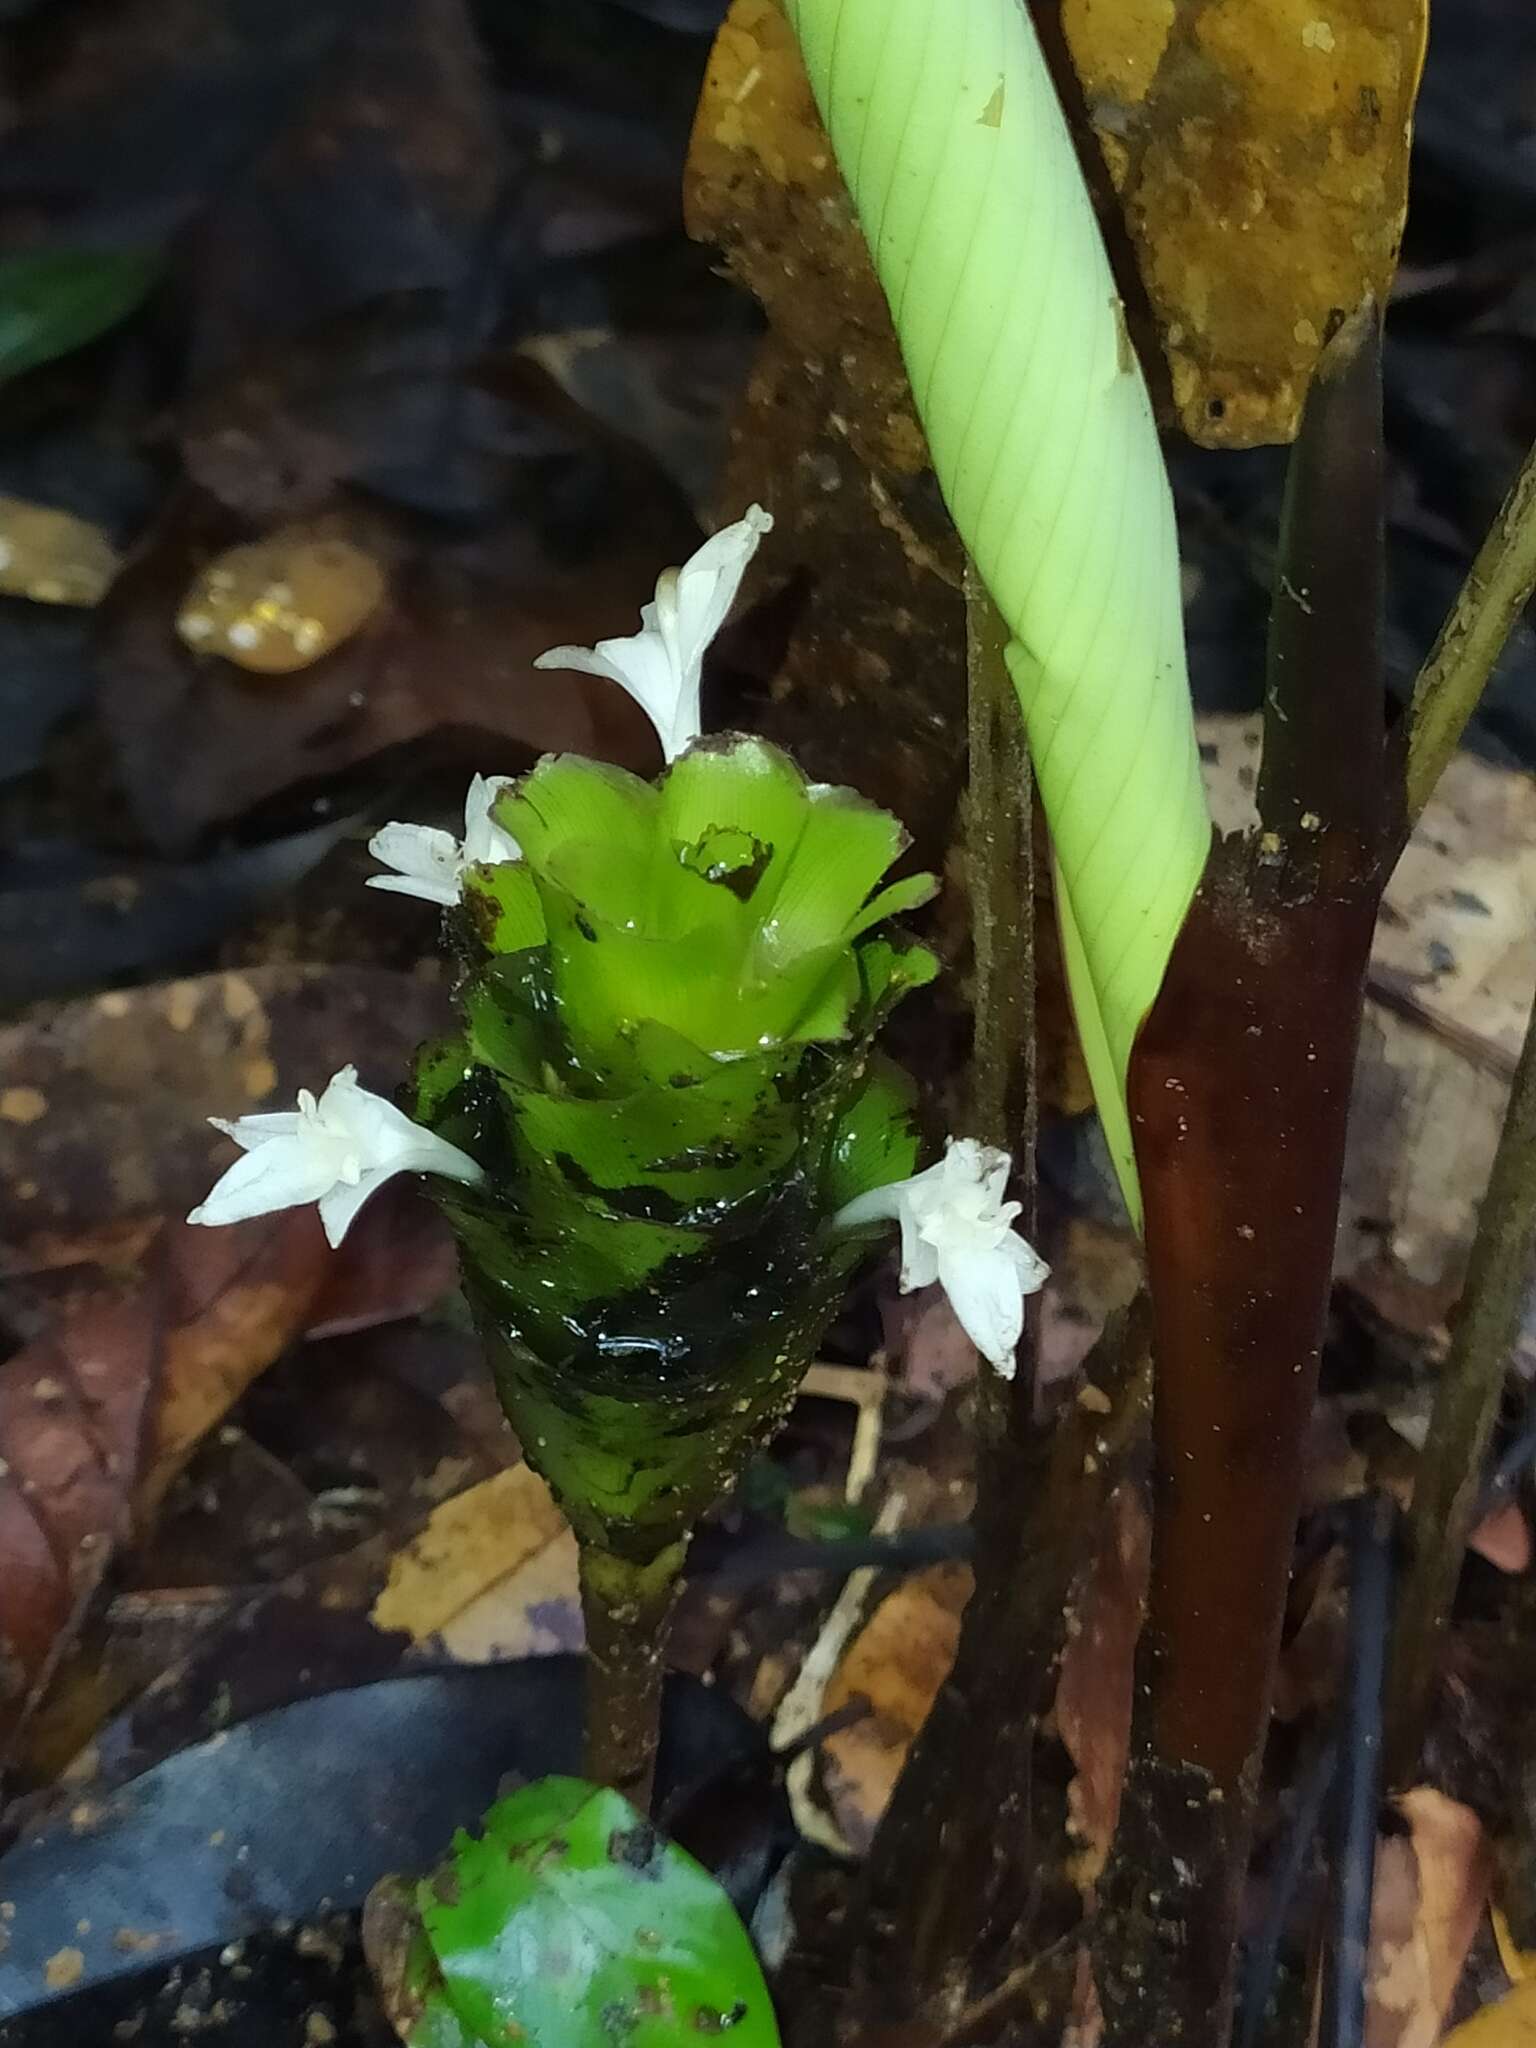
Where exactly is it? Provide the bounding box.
[781,0,1213,1224]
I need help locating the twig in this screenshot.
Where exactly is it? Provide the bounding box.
[1387,978,1536,1781]
[1321,1495,1395,2048]
[1405,434,1536,827]
[1236,1740,1338,2048]
[964,561,1036,1233]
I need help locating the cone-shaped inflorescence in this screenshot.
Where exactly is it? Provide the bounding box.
[411,734,937,1566]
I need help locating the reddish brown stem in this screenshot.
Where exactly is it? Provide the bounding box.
[1096,307,1395,2043]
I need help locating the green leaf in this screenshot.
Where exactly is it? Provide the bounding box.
[782,0,1214,1226]
[500,755,658,885]
[499,1056,799,1207]
[461,861,546,955]
[822,1055,921,1210]
[756,785,909,964]
[0,247,161,381]
[418,1777,781,2048]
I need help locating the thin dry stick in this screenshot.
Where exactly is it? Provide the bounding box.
[1406,435,1536,826]
[964,559,1036,1185]
[1386,978,1536,1782]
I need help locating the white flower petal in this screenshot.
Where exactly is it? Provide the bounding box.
[316,1164,398,1248]
[189,1066,483,1245]
[208,1111,302,1151]
[938,1241,1028,1374]
[368,782,521,907]
[832,1182,905,1232]
[669,505,772,676]
[188,1137,346,1229]
[1005,1230,1052,1297]
[531,506,772,763]
[462,774,520,868]
[367,821,463,905]
[365,870,462,907]
[836,1135,1049,1377]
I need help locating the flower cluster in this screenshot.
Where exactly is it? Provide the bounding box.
[190,509,1049,1546]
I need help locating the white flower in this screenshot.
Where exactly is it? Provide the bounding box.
[367,774,520,907]
[533,505,773,761]
[836,1139,1049,1377]
[188,1065,483,1249]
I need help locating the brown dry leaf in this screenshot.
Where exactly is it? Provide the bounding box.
[0,1213,331,1753]
[817,1562,973,1855]
[1056,1484,1149,1878]
[1470,1503,1533,1576]
[1037,1218,1145,1397]
[0,497,121,607]
[1367,1789,1492,2048]
[1063,0,1428,444]
[1371,752,1536,1076]
[371,1463,580,1661]
[684,0,967,865]
[177,527,386,674]
[0,965,451,1278]
[100,490,666,850]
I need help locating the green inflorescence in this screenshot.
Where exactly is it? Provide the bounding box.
[412,735,935,1556]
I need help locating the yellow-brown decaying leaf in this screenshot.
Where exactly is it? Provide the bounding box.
[1063,0,1427,444]
[818,1563,973,1855]
[177,526,386,674]
[371,1463,577,1655]
[0,496,121,606]
[1440,1982,1536,2047]
[1366,1789,1493,2048]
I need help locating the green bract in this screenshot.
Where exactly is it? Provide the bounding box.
[412,736,935,1560]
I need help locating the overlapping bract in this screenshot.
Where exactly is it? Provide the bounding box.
[412,735,936,1547]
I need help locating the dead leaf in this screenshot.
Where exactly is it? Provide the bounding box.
[0,965,451,1277]
[1063,0,1428,444]
[1471,1503,1533,1576]
[371,1463,580,1661]
[1201,720,1536,1345]
[1056,1485,1149,1878]
[1440,1980,1536,2047]
[1367,1788,1492,2048]
[0,1214,331,1754]
[98,487,669,849]
[817,1562,973,1855]
[177,526,386,673]
[0,497,120,607]
[1037,1218,1145,1397]
[1371,752,1536,1077]
[684,0,968,865]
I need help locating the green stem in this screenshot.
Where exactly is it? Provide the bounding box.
[1386,983,1536,1783]
[578,1538,687,1812]
[1405,434,1536,827]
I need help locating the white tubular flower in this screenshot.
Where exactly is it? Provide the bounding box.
[188,1065,482,1249]
[836,1138,1049,1377]
[368,774,520,907]
[533,505,773,762]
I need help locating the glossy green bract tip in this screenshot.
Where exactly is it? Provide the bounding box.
[414,736,934,1555]
[782,0,1213,1226]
